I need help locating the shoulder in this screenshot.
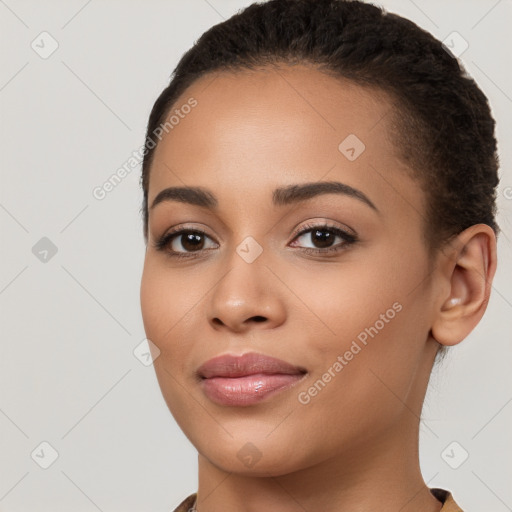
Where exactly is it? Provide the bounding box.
[430,488,464,512]
[171,493,197,512]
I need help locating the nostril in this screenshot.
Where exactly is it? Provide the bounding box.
[251,316,266,322]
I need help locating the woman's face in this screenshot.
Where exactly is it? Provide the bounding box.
[140,64,441,475]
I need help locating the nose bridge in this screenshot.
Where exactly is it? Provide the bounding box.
[207,235,285,331]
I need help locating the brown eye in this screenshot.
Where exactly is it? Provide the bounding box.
[291,224,356,252]
[155,229,218,257]
[303,228,337,248]
[173,232,206,252]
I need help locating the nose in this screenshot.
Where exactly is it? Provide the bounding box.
[207,254,286,333]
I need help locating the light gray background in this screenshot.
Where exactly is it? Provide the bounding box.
[0,0,511,511]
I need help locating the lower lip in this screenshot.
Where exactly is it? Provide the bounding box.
[201,373,305,406]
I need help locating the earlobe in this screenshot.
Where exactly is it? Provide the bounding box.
[431,224,497,347]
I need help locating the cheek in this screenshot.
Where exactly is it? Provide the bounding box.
[290,250,431,410]
[293,309,425,458]
[140,261,198,423]
[286,255,406,352]
[140,259,202,347]
[140,259,210,396]
[140,264,168,345]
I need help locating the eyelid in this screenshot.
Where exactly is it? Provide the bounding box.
[290,219,357,239]
[159,223,219,242]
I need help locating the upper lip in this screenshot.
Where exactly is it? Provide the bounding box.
[197,352,307,379]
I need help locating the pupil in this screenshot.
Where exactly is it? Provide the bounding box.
[312,229,333,248]
[182,233,203,251]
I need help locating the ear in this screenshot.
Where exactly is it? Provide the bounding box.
[431,224,497,346]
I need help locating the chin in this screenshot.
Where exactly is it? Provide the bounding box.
[195,432,319,478]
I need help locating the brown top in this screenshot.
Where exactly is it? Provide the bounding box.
[172,487,463,511]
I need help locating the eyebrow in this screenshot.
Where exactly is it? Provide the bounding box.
[149,181,378,213]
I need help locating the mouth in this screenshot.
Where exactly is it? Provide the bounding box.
[197,352,308,407]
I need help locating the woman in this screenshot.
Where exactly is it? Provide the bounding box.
[139,0,499,510]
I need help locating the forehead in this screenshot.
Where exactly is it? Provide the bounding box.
[148,64,424,219]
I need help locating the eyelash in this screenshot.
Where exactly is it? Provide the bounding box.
[153,222,358,260]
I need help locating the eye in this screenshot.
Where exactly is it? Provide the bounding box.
[154,228,218,258]
[289,223,357,254]
[153,222,357,260]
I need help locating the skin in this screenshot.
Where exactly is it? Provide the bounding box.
[140,64,497,512]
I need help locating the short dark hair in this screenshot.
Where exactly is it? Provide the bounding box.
[140,0,500,251]
[140,0,501,365]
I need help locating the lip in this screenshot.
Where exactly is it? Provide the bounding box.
[197,352,307,406]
